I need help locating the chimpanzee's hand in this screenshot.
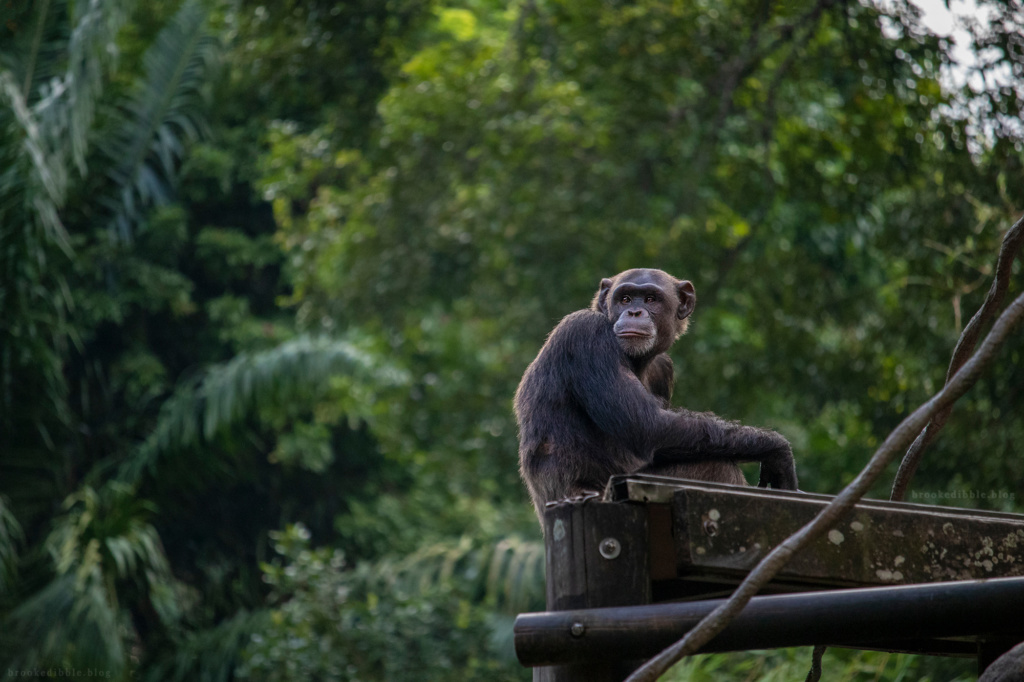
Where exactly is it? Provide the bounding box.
[757,443,798,490]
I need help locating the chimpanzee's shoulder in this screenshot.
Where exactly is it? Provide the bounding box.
[551,309,608,334]
[541,309,617,357]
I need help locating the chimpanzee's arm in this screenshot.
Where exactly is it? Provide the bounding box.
[651,410,797,490]
[558,311,667,451]
[559,312,797,490]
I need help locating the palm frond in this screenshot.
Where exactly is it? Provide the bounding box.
[119,336,409,483]
[487,535,546,614]
[0,68,76,445]
[0,496,24,594]
[369,534,546,614]
[98,0,218,241]
[0,69,69,247]
[1,0,134,434]
[1,482,183,671]
[143,609,271,682]
[4,568,125,675]
[18,0,52,96]
[69,0,134,161]
[53,0,133,173]
[2,0,134,210]
[48,484,168,581]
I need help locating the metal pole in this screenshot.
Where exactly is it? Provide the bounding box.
[515,576,1024,667]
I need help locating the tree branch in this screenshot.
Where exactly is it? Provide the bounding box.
[890,214,1024,501]
[804,644,826,682]
[625,286,1024,682]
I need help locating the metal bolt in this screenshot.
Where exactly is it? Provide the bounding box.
[599,537,621,559]
[570,622,585,637]
[703,519,719,537]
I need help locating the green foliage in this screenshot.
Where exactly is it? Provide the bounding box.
[2,1,297,678]
[99,0,220,241]
[0,0,136,457]
[6,573,126,676]
[660,647,973,681]
[4,0,1024,680]
[264,0,1024,505]
[241,1,1022,677]
[4,484,176,677]
[144,609,270,682]
[238,524,524,681]
[221,0,436,129]
[1,0,221,488]
[120,336,408,483]
[345,532,545,617]
[0,497,23,593]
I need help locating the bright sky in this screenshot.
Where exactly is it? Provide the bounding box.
[910,0,965,35]
[905,0,1021,150]
[910,0,979,81]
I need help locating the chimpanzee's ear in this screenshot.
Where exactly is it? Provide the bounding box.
[592,278,614,315]
[676,280,696,320]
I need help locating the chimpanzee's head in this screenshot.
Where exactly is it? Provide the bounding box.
[592,268,696,359]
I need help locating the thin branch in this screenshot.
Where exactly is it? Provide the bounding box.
[890,214,1024,501]
[804,644,826,682]
[626,287,1024,682]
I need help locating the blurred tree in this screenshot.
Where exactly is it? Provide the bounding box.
[236,524,536,681]
[1,0,405,676]
[1,0,449,678]
[3,0,1023,680]
[251,0,1022,676]
[268,0,1023,503]
[1,0,226,674]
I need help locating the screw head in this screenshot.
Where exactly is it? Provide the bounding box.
[570,622,585,637]
[599,537,621,559]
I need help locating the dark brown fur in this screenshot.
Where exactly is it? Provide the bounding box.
[514,269,794,520]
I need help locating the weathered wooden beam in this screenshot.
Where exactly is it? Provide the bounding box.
[606,474,1024,588]
[515,576,1024,667]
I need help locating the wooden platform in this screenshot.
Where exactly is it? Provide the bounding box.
[610,474,1024,597]
[515,475,1024,680]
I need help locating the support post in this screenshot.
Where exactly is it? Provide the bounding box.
[534,501,650,682]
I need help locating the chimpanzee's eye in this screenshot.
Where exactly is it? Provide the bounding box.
[620,295,631,304]
[645,295,656,303]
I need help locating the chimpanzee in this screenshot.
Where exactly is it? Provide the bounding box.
[514,268,797,520]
